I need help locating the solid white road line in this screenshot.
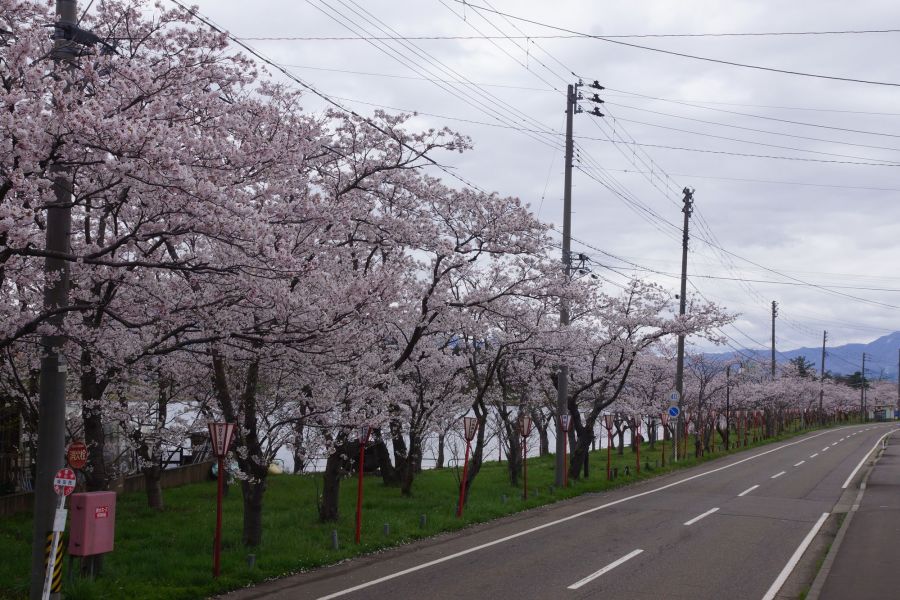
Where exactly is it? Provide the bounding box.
[761,513,829,600]
[313,428,842,600]
[684,507,719,526]
[809,453,819,458]
[841,429,898,489]
[738,485,759,497]
[567,549,644,590]
[793,461,805,467]
[771,471,786,479]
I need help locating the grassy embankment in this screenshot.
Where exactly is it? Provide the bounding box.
[1,423,839,600]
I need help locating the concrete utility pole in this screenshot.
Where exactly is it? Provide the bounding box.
[819,330,827,414]
[770,301,778,378]
[861,352,867,422]
[555,81,603,486]
[555,83,575,487]
[897,348,899,416]
[30,2,76,597]
[673,187,694,462]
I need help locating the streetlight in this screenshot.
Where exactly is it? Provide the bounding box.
[355,425,370,544]
[518,414,533,499]
[456,416,478,517]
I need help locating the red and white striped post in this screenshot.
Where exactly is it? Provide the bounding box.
[208,422,236,578]
[519,414,533,499]
[355,425,371,543]
[456,417,479,517]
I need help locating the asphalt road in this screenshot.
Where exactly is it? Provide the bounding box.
[816,432,900,600]
[224,423,897,600]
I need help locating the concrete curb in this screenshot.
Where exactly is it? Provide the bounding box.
[805,430,896,600]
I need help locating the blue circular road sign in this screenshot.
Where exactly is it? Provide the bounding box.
[667,406,680,418]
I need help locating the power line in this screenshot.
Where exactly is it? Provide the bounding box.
[605,94,900,141]
[600,114,900,164]
[166,0,491,195]
[603,89,900,118]
[237,28,900,41]
[452,1,900,87]
[607,169,900,193]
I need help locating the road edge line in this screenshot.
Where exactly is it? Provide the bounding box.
[805,432,892,600]
[840,428,897,489]
[761,512,829,600]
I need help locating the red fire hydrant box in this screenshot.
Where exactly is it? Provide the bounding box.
[68,491,116,556]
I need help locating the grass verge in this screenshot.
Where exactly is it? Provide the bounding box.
[1,423,844,599]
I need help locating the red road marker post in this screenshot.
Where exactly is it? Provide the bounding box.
[208,422,235,578]
[456,417,479,517]
[603,414,614,480]
[519,414,533,499]
[560,414,573,487]
[355,425,371,542]
[660,413,669,467]
[634,416,641,475]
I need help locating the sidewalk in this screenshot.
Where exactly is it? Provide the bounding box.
[814,430,900,600]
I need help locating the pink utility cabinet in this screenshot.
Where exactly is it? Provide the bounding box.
[68,491,116,556]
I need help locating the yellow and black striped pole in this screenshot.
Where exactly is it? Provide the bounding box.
[43,532,63,596]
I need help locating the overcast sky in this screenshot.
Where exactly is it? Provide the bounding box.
[186,0,900,373]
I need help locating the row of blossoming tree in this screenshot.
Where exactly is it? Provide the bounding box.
[0,0,870,548]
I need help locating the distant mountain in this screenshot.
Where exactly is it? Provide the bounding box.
[709,331,900,380]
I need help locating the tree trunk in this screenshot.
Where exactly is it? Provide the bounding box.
[240,478,266,547]
[616,428,625,455]
[143,464,163,511]
[373,435,398,485]
[292,421,307,474]
[319,446,344,522]
[399,435,421,496]
[436,432,445,469]
[538,424,550,457]
[506,431,521,487]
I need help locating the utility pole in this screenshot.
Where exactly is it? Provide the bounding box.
[819,330,827,415]
[673,187,694,462]
[770,301,778,378]
[555,83,575,487]
[555,80,603,487]
[897,348,899,417]
[861,352,867,422]
[725,364,732,450]
[30,1,76,597]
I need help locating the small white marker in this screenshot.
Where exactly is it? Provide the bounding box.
[822,447,830,452]
[810,453,819,458]
[793,461,805,467]
[738,485,759,497]
[771,471,786,479]
[684,507,719,526]
[831,442,838,446]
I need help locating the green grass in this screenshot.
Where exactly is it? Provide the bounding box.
[1,422,846,600]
